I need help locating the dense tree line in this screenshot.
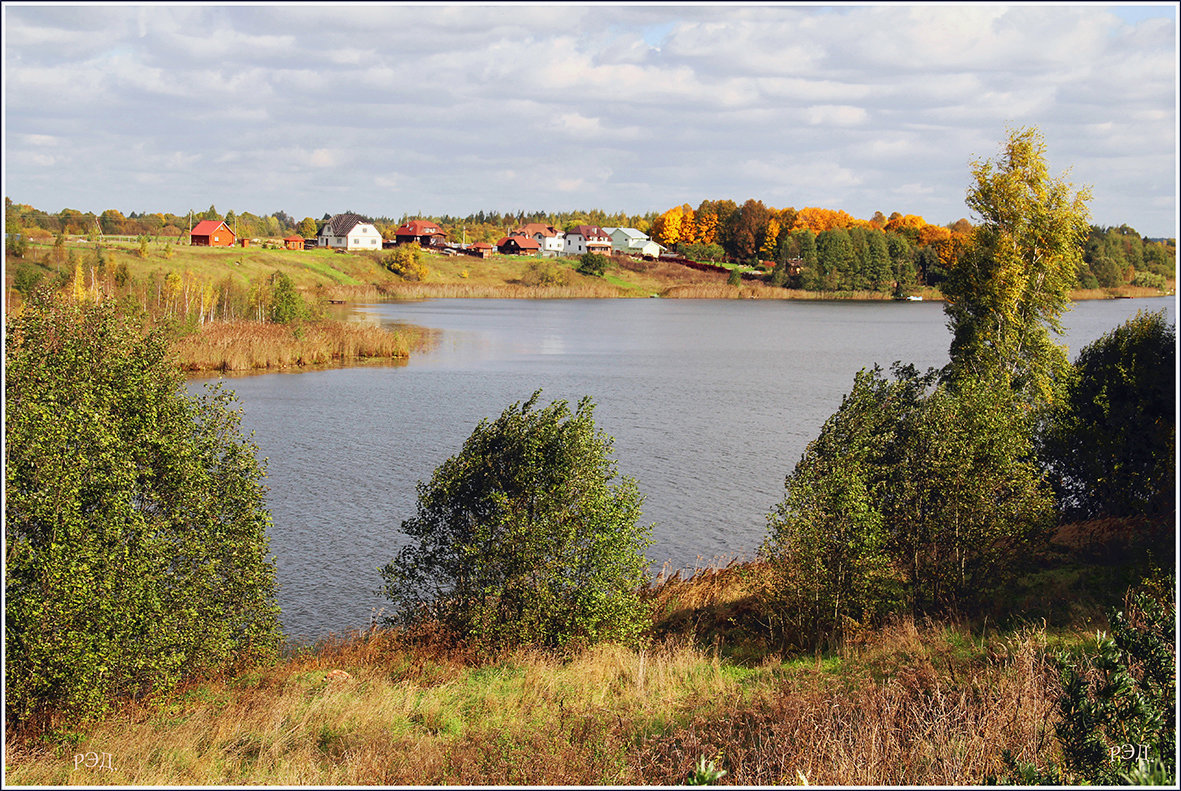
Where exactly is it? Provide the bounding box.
[651,197,1174,294]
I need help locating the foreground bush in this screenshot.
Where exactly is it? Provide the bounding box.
[761,364,1055,649]
[5,289,281,733]
[998,577,1175,785]
[1041,310,1176,520]
[380,391,653,648]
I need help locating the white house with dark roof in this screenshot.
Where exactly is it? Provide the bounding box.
[563,224,612,256]
[318,213,383,250]
[603,227,665,258]
[512,223,565,256]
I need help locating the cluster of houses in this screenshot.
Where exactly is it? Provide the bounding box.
[189,213,666,260]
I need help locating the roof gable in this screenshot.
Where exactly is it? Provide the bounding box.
[191,220,232,236]
[567,224,608,239]
[514,223,560,237]
[396,219,444,236]
[323,213,373,236]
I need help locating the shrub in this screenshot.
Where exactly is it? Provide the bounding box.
[522,260,568,287]
[997,577,1175,785]
[1131,270,1168,291]
[380,391,653,648]
[4,289,282,733]
[761,365,1056,649]
[577,252,611,277]
[383,245,430,281]
[1040,311,1176,519]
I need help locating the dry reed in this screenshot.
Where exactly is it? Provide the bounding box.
[170,320,412,373]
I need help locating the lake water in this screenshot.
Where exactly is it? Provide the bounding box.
[190,296,1175,642]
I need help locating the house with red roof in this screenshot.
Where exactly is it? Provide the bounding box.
[496,235,542,256]
[189,220,236,247]
[511,223,565,256]
[394,219,447,247]
[469,241,495,258]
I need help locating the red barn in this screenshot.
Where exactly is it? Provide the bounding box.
[190,220,236,247]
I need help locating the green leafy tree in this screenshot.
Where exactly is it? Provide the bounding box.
[267,270,310,324]
[6,230,30,258]
[760,366,918,650]
[5,290,281,732]
[297,217,319,238]
[943,126,1093,405]
[815,228,854,291]
[884,376,1055,613]
[380,392,653,649]
[1040,311,1176,519]
[761,363,1056,646]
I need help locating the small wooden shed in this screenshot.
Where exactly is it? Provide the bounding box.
[283,235,305,250]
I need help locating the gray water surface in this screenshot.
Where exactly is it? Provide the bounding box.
[191,296,1175,642]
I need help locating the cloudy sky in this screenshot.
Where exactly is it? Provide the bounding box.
[3,2,1177,236]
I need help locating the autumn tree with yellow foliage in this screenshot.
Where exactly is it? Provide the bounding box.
[943,126,1092,406]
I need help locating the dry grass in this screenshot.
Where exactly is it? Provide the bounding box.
[1070,284,1175,300]
[4,554,1098,786]
[170,320,414,373]
[3,613,1072,786]
[635,619,1062,786]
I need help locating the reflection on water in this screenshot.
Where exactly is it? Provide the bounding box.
[197,297,1175,641]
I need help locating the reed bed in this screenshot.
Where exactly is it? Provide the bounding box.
[1069,285,1174,300]
[661,283,903,300]
[170,320,413,373]
[376,281,628,300]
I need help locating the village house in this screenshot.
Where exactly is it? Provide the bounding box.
[511,223,565,256]
[497,235,542,256]
[189,220,236,247]
[282,235,305,250]
[468,241,495,258]
[603,227,665,258]
[394,219,447,247]
[563,224,612,257]
[318,213,383,251]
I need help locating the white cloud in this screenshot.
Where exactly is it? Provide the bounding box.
[2,3,1174,236]
[310,149,341,168]
[803,105,868,127]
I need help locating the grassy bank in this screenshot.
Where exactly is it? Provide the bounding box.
[4,515,1168,786]
[7,239,1174,304]
[0,617,1069,786]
